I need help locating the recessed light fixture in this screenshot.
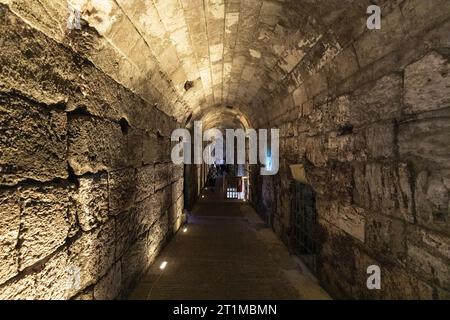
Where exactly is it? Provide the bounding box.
[160,261,168,270]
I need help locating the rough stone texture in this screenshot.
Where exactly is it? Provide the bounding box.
[250,0,450,300]
[2,0,450,300]
[108,168,136,216]
[0,189,20,284]
[68,115,127,175]
[94,263,122,300]
[405,52,450,114]
[67,219,116,296]
[75,173,109,231]
[0,3,183,299]
[0,93,67,185]
[19,184,74,271]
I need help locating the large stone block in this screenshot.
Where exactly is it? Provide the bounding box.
[399,116,450,170]
[353,162,414,223]
[353,248,434,300]
[147,213,169,258]
[94,262,121,300]
[75,173,109,231]
[354,7,405,68]
[364,122,396,160]
[34,250,70,300]
[142,131,158,165]
[407,243,450,289]
[0,94,67,185]
[19,184,74,270]
[408,226,450,261]
[108,168,136,216]
[317,220,357,286]
[414,171,449,234]
[0,189,20,284]
[127,128,144,168]
[154,163,171,191]
[405,52,450,114]
[121,236,149,294]
[0,273,36,300]
[135,165,155,203]
[306,164,353,203]
[68,115,127,175]
[133,196,160,237]
[349,74,402,127]
[305,136,328,167]
[365,213,406,259]
[67,219,116,295]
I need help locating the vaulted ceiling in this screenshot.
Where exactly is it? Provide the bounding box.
[62,0,394,129]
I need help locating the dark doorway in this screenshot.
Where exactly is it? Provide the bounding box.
[291,182,318,274]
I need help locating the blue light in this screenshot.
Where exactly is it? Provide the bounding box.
[266,150,272,171]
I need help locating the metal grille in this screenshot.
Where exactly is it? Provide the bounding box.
[291,182,317,272]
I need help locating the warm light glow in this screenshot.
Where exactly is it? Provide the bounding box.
[202,195,205,198]
[183,228,188,233]
[160,261,168,270]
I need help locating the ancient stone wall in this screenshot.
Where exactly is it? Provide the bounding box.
[0,4,184,299]
[252,2,450,299]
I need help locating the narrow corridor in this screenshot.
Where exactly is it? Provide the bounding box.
[130,182,329,300]
[1,0,449,301]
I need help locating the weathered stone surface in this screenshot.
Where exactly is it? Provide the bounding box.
[133,196,160,237]
[121,237,149,294]
[94,263,121,300]
[0,273,36,300]
[68,115,127,175]
[407,244,450,289]
[317,201,365,242]
[408,226,450,261]
[34,250,70,300]
[147,214,169,258]
[349,74,403,127]
[67,220,116,295]
[75,173,109,231]
[405,52,450,114]
[108,168,136,216]
[353,248,434,300]
[399,117,450,170]
[0,94,67,185]
[19,184,74,270]
[127,128,144,168]
[135,165,155,203]
[414,171,450,234]
[354,6,405,68]
[154,163,171,191]
[0,189,20,284]
[364,122,396,160]
[365,214,406,259]
[142,132,158,165]
[353,163,414,223]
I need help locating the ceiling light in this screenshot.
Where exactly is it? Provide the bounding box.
[160,261,168,270]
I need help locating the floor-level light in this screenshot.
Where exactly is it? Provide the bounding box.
[160,261,168,270]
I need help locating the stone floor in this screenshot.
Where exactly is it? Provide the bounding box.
[129,180,330,300]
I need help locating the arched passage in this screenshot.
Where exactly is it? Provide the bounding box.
[0,0,449,300]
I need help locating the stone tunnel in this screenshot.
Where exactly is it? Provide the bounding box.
[0,0,449,300]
